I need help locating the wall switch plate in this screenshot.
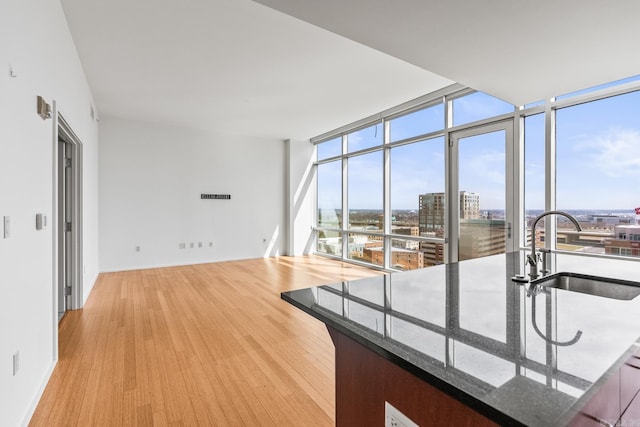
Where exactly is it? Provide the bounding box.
[3,216,9,238]
[36,213,47,230]
[385,402,419,427]
[179,243,186,249]
[13,351,19,376]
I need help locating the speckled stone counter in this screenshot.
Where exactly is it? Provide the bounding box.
[282,251,640,426]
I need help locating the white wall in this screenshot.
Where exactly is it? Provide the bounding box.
[286,139,316,255]
[99,117,286,271]
[0,2,311,423]
[0,0,100,425]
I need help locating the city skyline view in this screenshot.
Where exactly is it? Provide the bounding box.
[318,201,640,268]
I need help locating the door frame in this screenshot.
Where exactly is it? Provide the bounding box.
[447,119,516,263]
[52,104,84,352]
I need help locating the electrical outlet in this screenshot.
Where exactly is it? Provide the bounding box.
[209,241,214,247]
[13,351,19,376]
[385,402,419,427]
[135,245,141,252]
[179,243,186,249]
[189,242,194,248]
[198,242,203,248]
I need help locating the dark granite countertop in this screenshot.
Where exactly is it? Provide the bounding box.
[281,251,640,426]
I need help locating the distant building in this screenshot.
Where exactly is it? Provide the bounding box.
[604,225,640,257]
[317,235,342,256]
[420,231,445,266]
[460,191,481,220]
[392,226,419,236]
[392,239,419,250]
[585,214,634,226]
[347,234,376,259]
[418,191,480,233]
[364,247,424,270]
[419,192,446,233]
[418,191,485,264]
[459,219,506,261]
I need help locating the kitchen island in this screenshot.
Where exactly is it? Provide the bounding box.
[282,251,640,426]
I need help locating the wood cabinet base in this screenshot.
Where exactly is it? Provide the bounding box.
[329,326,498,427]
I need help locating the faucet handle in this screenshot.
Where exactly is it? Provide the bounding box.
[539,248,551,275]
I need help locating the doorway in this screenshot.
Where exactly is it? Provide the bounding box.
[448,120,515,262]
[56,116,83,322]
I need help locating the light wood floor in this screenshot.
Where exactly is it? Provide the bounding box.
[30,256,381,426]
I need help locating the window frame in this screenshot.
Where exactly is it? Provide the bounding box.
[313,77,640,270]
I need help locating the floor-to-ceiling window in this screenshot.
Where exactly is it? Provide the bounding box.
[523,113,545,245]
[553,87,640,256]
[316,158,342,256]
[390,136,445,268]
[347,149,384,265]
[315,75,640,269]
[315,89,516,270]
[521,75,640,257]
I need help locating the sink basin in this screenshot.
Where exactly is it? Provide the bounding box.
[533,272,640,300]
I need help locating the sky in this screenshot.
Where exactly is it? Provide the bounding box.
[527,87,640,211]
[555,90,640,210]
[318,80,640,213]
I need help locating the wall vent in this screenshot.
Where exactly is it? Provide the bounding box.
[201,194,231,200]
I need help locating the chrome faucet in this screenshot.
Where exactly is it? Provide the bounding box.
[528,210,582,279]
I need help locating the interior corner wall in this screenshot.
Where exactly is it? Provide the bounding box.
[0,0,100,425]
[286,139,316,256]
[98,117,286,272]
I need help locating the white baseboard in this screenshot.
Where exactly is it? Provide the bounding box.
[99,256,275,273]
[21,360,57,427]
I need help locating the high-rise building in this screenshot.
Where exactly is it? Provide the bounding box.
[460,191,480,220]
[418,191,480,234]
[418,191,505,264]
[459,219,506,261]
[418,192,445,233]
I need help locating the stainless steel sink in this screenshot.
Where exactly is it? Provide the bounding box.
[532,272,640,300]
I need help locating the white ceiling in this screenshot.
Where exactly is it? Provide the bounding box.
[253,0,640,107]
[61,0,640,141]
[60,0,453,140]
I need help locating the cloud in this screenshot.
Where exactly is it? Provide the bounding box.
[461,150,505,185]
[459,150,505,209]
[578,128,640,178]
